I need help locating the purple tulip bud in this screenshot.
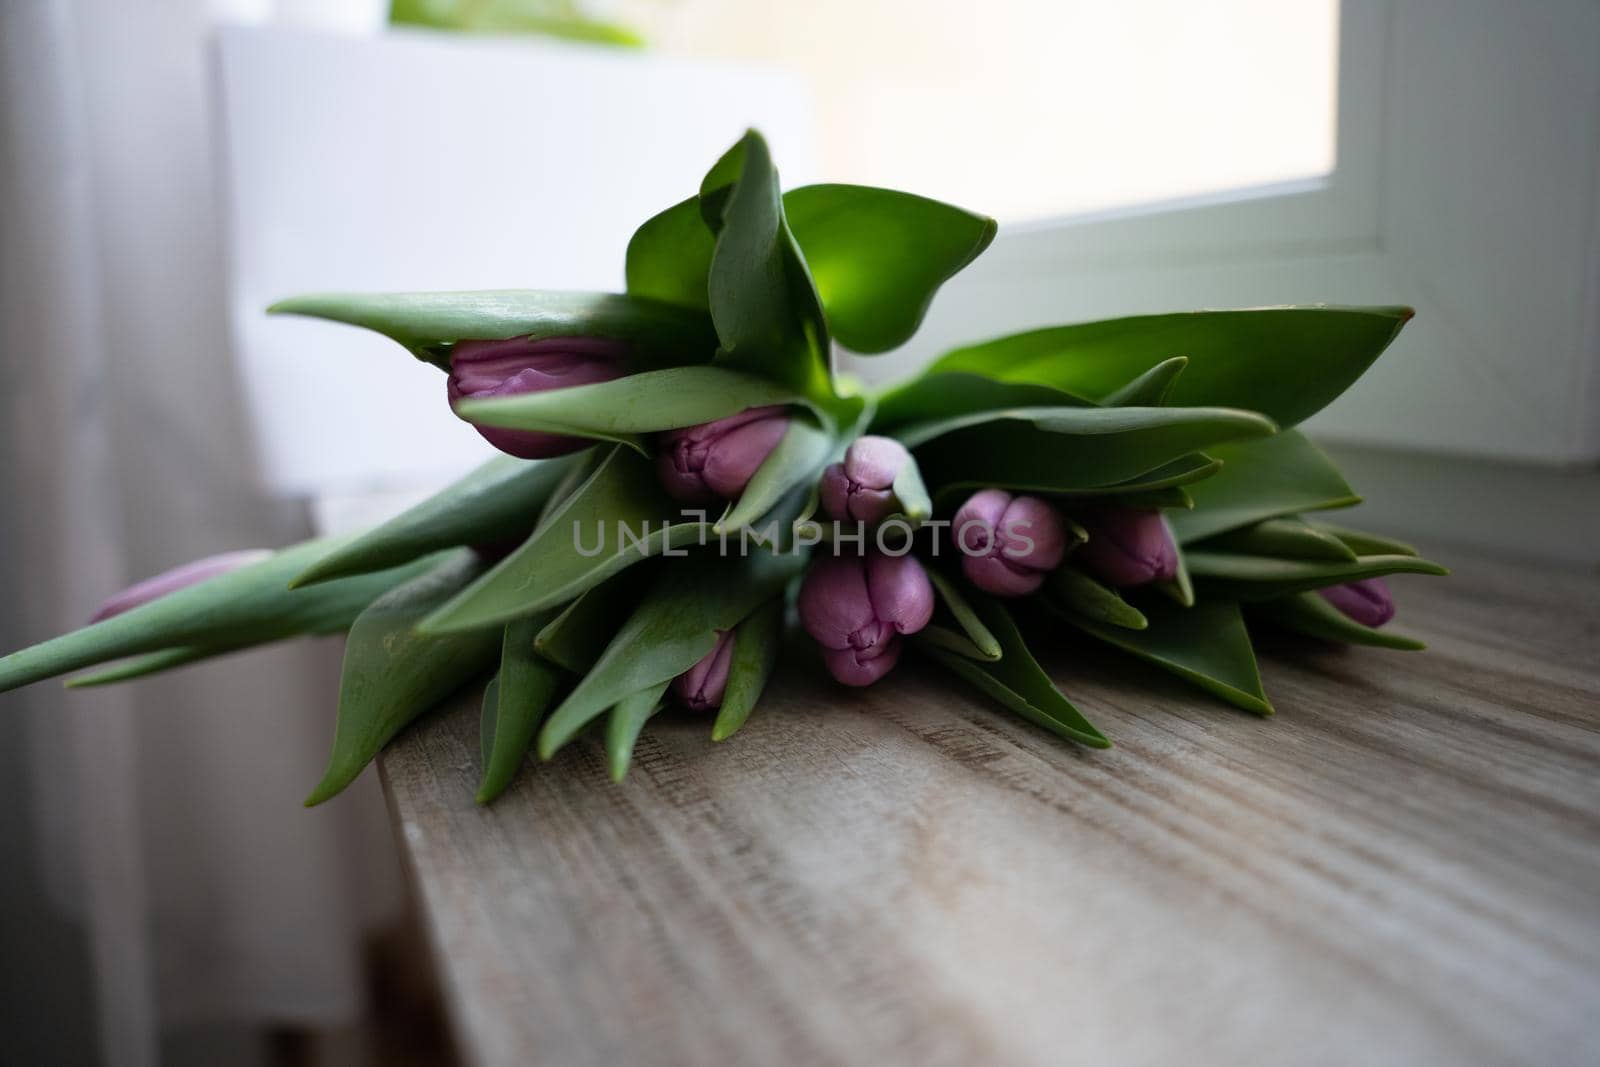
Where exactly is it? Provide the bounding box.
[656,406,789,504]
[1318,578,1396,628]
[818,436,911,524]
[798,551,934,686]
[953,489,1069,597]
[673,629,736,711]
[1074,508,1179,587]
[89,549,273,623]
[447,336,627,459]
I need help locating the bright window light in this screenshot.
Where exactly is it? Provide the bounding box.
[629,0,1340,223]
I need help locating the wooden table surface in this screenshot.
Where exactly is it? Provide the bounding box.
[379,548,1600,1067]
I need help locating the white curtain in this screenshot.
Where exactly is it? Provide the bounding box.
[0,2,404,1064]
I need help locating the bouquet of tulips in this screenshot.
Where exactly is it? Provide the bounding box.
[0,131,1446,804]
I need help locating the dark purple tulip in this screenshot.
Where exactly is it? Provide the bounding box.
[447,336,627,458]
[673,630,736,711]
[798,551,934,687]
[89,549,273,623]
[1075,508,1179,587]
[1318,578,1396,627]
[953,489,1069,597]
[657,406,789,504]
[818,436,911,524]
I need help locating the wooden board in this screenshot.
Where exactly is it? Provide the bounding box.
[379,548,1600,1067]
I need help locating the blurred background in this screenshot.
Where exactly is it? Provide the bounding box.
[1,1,1596,1064]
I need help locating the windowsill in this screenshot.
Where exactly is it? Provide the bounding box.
[1320,442,1600,571]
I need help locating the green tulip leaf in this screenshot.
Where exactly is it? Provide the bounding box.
[1068,597,1272,715]
[535,445,605,525]
[717,417,833,534]
[1309,522,1420,558]
[389,0,644,46]
[291,454,579,587]
[65,641,259,688]
[1203,515,1358,562]
[1253,591,1427,651]
[1090,487,1196,511]
[890,454,934,524]
[1167,430,1359,544]
[605,681,672,782]
[926,570,1003,661]
[456,365,804,452]
[1153,518,1197,608]
[1184,550,1449,601]
[1044,566,1149,631]
[909,406,1275,496]
[1040,453,1221,501]
[477,613,568,803]
[269,289,715,369]
[306,551,500,806]
[539,543,804,760]
[699,138,746,208]
[478,677,500,768]
[701,131,832,401]
[625,194,715,311]
[533,568,649,673]
[920,597,1109,748]
[0,539,443,695]
[875,356,1195,435]
[929,306,1414,428]
[711,598,784,742]
[918,626,996,662]
[1100,356,1189,407]
[872,372,1091,432]
[782,183,995,354]
[419,446,710,633]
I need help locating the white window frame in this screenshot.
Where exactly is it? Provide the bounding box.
[863,0,1600,466]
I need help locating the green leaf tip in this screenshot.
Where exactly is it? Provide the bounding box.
[288,455,578,590]
[605,681,670,782]
[476,614,566,803]
[1254,591,1427,652]
[922,597,1111,748]
[709,599,783,742]
[0,539,445,696]
[305,552,499,807]
[265,289,718,364]
[931,306,1418,429]
[1067,598,1274,716]
[784,183,996,354]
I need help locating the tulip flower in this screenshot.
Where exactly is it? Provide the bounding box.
[447,336,627,458]
[798,550,934,686]
[1074,508,1179,588]
[818,436,911,524]
[656,405,789,504]
[89,549,273,623]
[1318,578,1396,628]
[953,489,1069,597]
[672,629,736,711]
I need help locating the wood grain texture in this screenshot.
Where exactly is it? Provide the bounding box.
[379,549,1600,1067]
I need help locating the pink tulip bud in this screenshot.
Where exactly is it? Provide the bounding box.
[672,629,736,711]
[656,406,789,504]
[1318,578,1395,627]
[798,551,934,686]
[818,436,911,524]
[89,549,274,623]
[447,336,627,458]
[953,489,1069,597]
[1074,508,1179,587]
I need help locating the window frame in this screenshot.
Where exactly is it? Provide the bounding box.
[861,0,1600,466]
